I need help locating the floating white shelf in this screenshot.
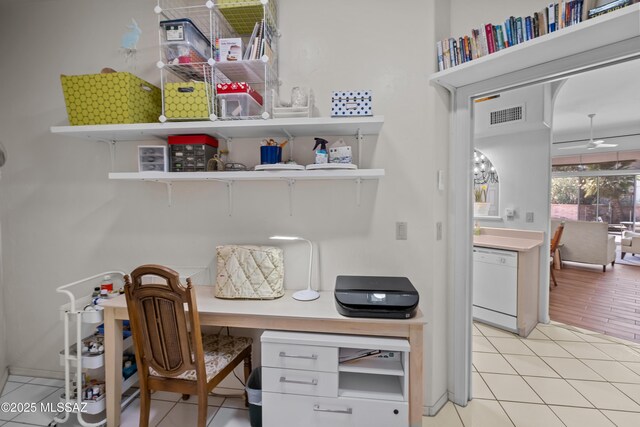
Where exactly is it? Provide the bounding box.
[429,3,640,89]
[108,170,384,182]
[50,116,385,142]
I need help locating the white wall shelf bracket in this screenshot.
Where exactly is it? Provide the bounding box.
[355,177,363,207]
[97,140,118,172]
[356,128,363,168]
[226,181,233,217]
[163,181,173,207]
[281,128,295,160]
[287,179,295,216]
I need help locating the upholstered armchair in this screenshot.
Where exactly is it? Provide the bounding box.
[621,231,640,259]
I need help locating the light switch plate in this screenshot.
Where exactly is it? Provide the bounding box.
[396,222,408,240]
[526,212,534,223]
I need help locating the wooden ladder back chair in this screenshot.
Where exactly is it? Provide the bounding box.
[550,222,565,289]
[124,264,252,427]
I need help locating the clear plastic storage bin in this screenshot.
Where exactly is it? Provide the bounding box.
[160,19,211,65]
[217,93,263,118]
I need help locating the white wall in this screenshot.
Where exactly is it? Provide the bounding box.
[0,0,450,412]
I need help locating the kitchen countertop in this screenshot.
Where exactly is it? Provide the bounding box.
[473,227,545,252]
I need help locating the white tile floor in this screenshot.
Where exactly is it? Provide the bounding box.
[4,321,640,426]
[424,321,640,426]
[0,375,250,427]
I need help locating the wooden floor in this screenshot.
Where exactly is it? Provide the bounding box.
[550,257,640,343]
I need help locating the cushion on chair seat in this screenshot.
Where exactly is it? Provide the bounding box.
[149,335,252,382]
[622,238,632,246]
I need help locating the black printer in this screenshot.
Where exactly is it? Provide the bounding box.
[334,275,419,319]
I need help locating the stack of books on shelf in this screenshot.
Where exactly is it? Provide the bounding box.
[436,0,637,71]
[244,19,275,61]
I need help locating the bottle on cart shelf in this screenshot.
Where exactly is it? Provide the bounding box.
[91,287,101,298]
[100,275,114,292]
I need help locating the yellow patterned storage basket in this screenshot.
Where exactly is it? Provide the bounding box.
[60,72,161,125]
[217,0,278,34]
[164,81,212,120]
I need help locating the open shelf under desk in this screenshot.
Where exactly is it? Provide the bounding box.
[338,357,404,376]
[338,372,405,402]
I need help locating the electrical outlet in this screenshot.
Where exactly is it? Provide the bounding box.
[396,222,408,240]
[526,212,534,223]
[436,222,442,241]
[505,208,515,220]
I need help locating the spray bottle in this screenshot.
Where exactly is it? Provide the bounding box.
[313,138,329,164]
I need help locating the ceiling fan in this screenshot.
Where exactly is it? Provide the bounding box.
[557,113,618,150]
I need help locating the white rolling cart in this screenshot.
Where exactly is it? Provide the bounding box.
[52,271,139,427]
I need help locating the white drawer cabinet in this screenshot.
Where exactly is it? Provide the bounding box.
[263,392,407,427]
[262,367,338,397]
[261,331,410,427]
[262,342,338,372]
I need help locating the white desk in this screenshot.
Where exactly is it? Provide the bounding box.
[101,287,425,426]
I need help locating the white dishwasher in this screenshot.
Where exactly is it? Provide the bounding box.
[473,247,518,332]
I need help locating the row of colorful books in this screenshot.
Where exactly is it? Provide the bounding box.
[436,0,636,71]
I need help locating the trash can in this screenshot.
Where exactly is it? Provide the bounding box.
[246,367,262,427]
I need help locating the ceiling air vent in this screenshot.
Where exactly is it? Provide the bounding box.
[490,105,524,126]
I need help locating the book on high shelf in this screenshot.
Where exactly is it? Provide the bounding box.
[479,27,488,56]
[525,16,533,40]
[437,41,444,71]
[464,36,472,61]
[462,36,469,62]
[442,39,451,69]
[449,38,456,66]
[548,3,556,31]
[470,35,478,60]
[516,17,524,43]
[577,0,585,23]
[541,7,549,35]
[533,13,540,37]
[501,24,509,48]
[454,39,461,66]
[485,24,496,54]
[495,25,505,50]
[588,0,633,18]
[504,19,512,46]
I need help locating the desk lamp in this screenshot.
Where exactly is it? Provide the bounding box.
[269,235,319,301]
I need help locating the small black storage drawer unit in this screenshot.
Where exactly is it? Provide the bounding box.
[168,134,218,172]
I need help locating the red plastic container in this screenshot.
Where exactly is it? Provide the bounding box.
[168,134,219,148]
[216,82,263,106]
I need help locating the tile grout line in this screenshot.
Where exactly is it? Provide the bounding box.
[493,400,517,427]
[473,321,640,425]
[609,382,640,408]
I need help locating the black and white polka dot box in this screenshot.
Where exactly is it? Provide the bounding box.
[331,90,372,117]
